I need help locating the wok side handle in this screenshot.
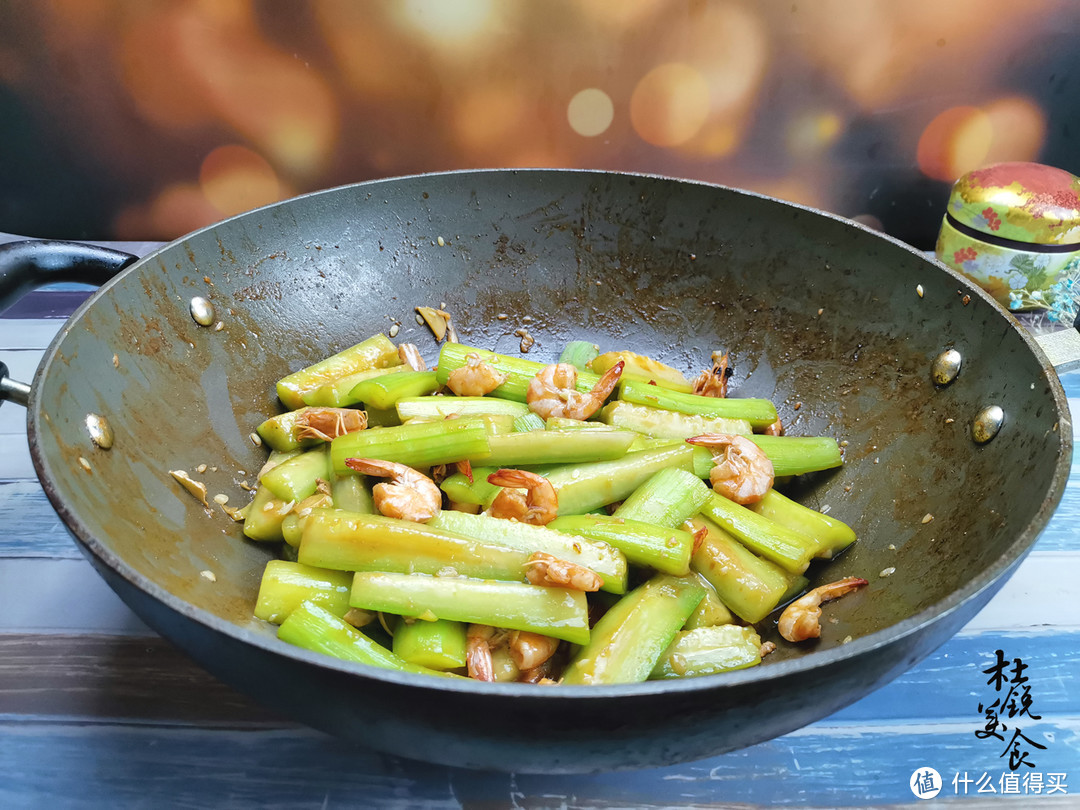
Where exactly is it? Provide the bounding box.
[0,240,139,409]
[0,239,139,315]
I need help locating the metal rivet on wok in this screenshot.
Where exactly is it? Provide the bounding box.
[189,296,216,327]
[972,405,1004,444]
[931,349,962,386]
[86,413,114,450]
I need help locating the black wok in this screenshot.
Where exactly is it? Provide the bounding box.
[0,170,1073,773]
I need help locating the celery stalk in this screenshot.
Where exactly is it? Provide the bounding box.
[277,334,400,410]
[298,509,531,582]
[561,574,705,685]
[543,443,698,515]
[349,572,591,645]
[329,420,489,474]
[558,340,599,372]
[689,515,796,623]
[612,467,712,529]
[429,510,628,594]
[395,395,530,421]
[750,488,856,558]
[548,514,694,576]
[254,560,352,624]
[699,493,816,574]
[348,371,439,410]
[435,343,601,403]
[259,445,329,503]
[617,378,777,429]
[391,619,468,670]
[468,429,636,466]
[649,625,763,679]
[278,600,449,676]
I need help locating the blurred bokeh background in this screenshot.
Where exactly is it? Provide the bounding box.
[1,0,1078,248]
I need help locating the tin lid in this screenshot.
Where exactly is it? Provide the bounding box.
[947,162,1080,246]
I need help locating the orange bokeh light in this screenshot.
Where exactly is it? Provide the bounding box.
[630,63,710,148]
[917,106,992,182]
[199,145,282,218]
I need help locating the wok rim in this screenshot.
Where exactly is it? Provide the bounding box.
[24,167,1075,703]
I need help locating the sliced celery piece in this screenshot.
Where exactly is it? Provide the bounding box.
[259,445,329,503]
[254,560,352,624]
[277,600,449,676]
[689,515,795,623]
[561,574,705,685]
[468,429,636,467]
[429,510,628,594]
[350,572,590,645]
[548,514,693,576]
[277,333,400,410]
[751,488,855,558]
[617,378,777,429]
[435,343,601,403]
[600,400,752,440]
[612,467,712,529]
[699,492,816,574]
[392,619,468,670]
[298,509,530,582]
[395,395,530,421]
[348,371,439,410]
[330,420,489,474]
[650,625,763,679]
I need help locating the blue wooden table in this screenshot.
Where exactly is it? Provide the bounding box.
[1,249,1077,808]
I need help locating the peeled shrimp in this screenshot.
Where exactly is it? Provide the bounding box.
[508,630,560,671]
[525,361,624,421]
[762,417,784,436]
[487,469,558,526]
[343,457,441,522]
[778,576,868,642]
[446,353,508,396]
[686,433,775,505]
[294,407,367,442]
[524,551,603,592]
[466,624,513,682]
[398,343,426,372]
[691,352,730,398]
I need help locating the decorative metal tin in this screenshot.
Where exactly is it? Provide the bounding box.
[936,162,1080,319]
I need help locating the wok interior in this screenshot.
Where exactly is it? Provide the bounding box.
[33,170,1066,668]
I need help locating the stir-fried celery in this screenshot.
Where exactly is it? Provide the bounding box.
[244,332,859,687]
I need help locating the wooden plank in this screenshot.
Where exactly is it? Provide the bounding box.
[0,634,280,726]
[0,435,35,480]
[0,481,80,559]
[0,717,1075,809]
[0,560,150,635]
[0,319,63,349]
[2,628,1078,730]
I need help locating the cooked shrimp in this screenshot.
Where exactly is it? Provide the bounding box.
[778,576,868,642]
[686,433,775,505]
[398,343,426,371]
[525,361,624,421]
[508,630,560,671]
[343,457,441,522]
[487,469,559,525]
[466,624,511,682]
[691,352,730,398]
[446,353,508,396]
[294,407,367,442]
[762,417,784,436]
[525,551,603,592]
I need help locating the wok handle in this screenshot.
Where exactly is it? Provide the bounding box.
[0,239,139,315]
[0,239,139,409]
